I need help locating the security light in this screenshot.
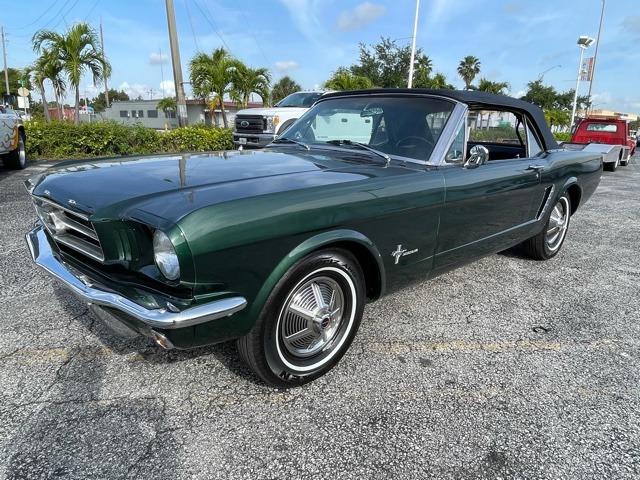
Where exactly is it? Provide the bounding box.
[577,36,595,48]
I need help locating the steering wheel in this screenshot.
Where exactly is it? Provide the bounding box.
[395,136,435,159]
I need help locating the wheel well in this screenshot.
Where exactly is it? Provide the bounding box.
[277,119,296,135]
[328,241,382,302]
[566,184,582,215]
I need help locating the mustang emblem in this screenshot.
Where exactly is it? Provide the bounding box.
[392,245,418,265]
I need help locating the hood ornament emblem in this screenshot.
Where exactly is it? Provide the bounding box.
[68,199,77,206]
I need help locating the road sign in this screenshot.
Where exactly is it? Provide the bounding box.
[18,87,30,97]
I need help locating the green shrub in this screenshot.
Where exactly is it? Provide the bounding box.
[554,132,572,142]
[24,120,233,160]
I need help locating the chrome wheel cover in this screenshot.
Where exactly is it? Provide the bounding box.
[18,139,26,167]
[279,275,345,358]
[546,196,569,252]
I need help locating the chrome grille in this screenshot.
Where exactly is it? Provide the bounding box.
[32,197,105,262]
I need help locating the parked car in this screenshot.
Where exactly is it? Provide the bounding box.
[25,89,602,387]
[564,115,635,171]
[0,105,27,169]
[232,90,330,148]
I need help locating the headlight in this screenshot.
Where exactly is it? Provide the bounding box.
[265,115,280,133]
[153,230,180,280]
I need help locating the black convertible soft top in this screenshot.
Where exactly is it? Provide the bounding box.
[323,88,559,151]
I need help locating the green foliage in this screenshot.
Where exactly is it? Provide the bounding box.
[25,120,233,159]
[324,68,373,90]
[470,124,517,142]
[91,89,130,112]
[457,56,481,90]
[554,132,572,142]
[272,76,302,105]
[350,37,432,88]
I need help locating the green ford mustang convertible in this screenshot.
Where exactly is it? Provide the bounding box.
[25,89,602,387]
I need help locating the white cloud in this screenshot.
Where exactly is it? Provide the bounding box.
[159,80,175,98]
[335,2,386,31]
[280,0,323,39]
[275,61,298,72]
[118,82,150,99]
[149,52,169,65]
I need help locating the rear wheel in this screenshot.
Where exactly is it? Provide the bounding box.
[605,156,619,172]
[237,249,365,388]
[523,192,571,260]
[1,131,26,170]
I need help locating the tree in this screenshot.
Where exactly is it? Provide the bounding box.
[2,67,30,102]
[350,37,431,88]
[189,48,239,128]
[323,67,373,90]
[519,80,558,110]
[545,108,571,132]
[32,22,112,125]
[271,76,301,105]
[28,49,66,123]
[413,72,454,90]
[457,56,481,90]
[231,64,271,108]
[91,89,129,112]
[156,97,177,116]
[476,78,510,95]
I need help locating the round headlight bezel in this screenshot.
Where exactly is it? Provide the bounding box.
[153,229,180,281]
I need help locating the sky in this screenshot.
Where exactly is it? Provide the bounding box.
[3,0,640,115]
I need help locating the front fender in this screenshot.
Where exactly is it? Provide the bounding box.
[244,229,385,323]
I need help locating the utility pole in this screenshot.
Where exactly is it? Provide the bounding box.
[2,27,10,101]
[100,21,110,108]
[165,0,188,127]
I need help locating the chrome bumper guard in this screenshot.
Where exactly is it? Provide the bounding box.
[26,224,247,330]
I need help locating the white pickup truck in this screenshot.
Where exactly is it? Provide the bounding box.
[0,105,27,169]
[233,91,329,148]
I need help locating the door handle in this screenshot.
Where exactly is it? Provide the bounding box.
[526,165,545,172]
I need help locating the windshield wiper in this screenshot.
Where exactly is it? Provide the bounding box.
[271,137,310,150]
[325,139,390,166]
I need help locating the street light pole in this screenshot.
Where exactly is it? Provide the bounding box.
[571,36,595,129]
[407,0,420,88]
[586,0,605,114]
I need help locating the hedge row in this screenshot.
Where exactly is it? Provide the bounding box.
[25,120,234,159]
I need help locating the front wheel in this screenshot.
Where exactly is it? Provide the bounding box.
[237,249,365,388]
[522,192,571,260]
[1,131,26,170]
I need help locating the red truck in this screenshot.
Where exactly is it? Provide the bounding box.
[564,115,635,172]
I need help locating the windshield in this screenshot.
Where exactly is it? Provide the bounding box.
[279,95,455,162]
[276,92,324,108]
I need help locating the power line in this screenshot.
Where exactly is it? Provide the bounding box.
[184,0,199,51]
[5,0,61,31]
[190,0,234,56]
[85,0,101,21]
[234,0,270,67]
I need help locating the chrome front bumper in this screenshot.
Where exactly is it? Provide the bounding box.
[26,224,247,330]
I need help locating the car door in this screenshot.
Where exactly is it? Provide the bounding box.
[433,113,544,272]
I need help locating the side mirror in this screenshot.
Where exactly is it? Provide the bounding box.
[464,145,489,169]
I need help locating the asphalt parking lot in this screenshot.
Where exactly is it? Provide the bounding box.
[1,154,639,479]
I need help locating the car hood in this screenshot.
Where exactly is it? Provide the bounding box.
[27,148,403,223]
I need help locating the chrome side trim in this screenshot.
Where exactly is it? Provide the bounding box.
[26,224,247,329]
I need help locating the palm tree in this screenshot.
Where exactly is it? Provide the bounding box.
[32,22,111,125]
[324,68,373,90]
[271,76,302,105]
[457,56,481,90]
[29,49,67,123]
[476,78,510,95]
[230,64,271,109]
[189,48,240,128]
